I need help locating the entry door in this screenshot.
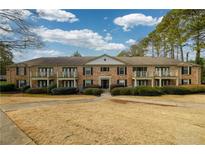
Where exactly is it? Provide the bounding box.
[101,79,109,89]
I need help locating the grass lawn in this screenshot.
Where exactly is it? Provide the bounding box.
[6,94,205,144]
[0,93,96,105]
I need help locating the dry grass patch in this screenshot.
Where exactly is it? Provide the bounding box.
[7,99,205,144]
[116,94,205,104]
[0,94,96,105]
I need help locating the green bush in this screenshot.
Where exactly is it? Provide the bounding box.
[83,88,103,96]
[120,87,133,95]
[189,86,205,93]
[110,87,122,96]
[25,88,48,94]
[137,86,163,96]
[47,84,57,93]
[0,82,16,92]
[85,84,101,89]
[20,85,30,92]
[110,84,125,90]
[160,86,192,95]
[51,87,78,95]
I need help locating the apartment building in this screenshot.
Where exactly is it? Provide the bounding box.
[6,54,201,89]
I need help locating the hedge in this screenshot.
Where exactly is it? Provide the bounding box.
[0,82,16,92]
[51,87,78,95]
[47,84,57,94]
[84,84,101,89]
[137,87,163,96]
[20,85,30,92]
[25,88,48,94]
[110,84,125,90]
[83,88,103,96]
[111,86,205,96]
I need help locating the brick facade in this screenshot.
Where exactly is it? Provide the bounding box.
[6,55,202,88]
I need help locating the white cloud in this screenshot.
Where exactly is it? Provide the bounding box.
[36,9,78,23]
[22,10,32,19]
[114,13,163,31]
[13,49,65,62]
[104,33,112,41]
[104,17,108,20]
[126,39,137,45]
[33,27,126,51]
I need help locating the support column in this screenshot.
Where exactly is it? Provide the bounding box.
[29,70,32,88]
[47,79,49,87]
[57,71,59,88]
[159,78,162,87]
[74,79,77,88]
[134,79,137,87]
[176,78,179,86]
[151,79,154,87]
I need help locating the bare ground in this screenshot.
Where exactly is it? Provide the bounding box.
[5,94,205,145]
[0,94,96,105]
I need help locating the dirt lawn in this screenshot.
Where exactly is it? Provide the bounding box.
[5,94,205,144]
[0,94,96,105]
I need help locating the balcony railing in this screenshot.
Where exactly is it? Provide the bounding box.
[32,72,55,78]
[133,71,150,78]
[59,71,78,78]
[154,71,175,77]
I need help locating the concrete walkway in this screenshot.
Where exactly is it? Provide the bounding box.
[0,110,35,145]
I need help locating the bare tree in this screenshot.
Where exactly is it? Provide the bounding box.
[0,10,43,51]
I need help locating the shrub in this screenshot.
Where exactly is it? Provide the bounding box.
[47,84,57,93]
[83,88,103,96]
[25,88,48,94]
[51,87,78,95]
[120,87,133,95]
[160,86,191,95]
[137,86,163,96]
[0,82,16,92]
[20,85,30,92]
[110,84,125,90]
[110,87,122,96]
[85,84,101,89]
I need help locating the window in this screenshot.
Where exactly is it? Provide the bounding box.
[38,67,53,77]
[117,80,127,86]
[16,67,26,75]
[62,67,76,77]
[62,80,74,87]
[38,80,47,87]
[136,80,148,86]
[182,66,191,75]
[155,67,170,76]
[17,80,26,88]
[101,67,109,72]
[83,80,93,87]
[117,67,126,75]
[83,67,92,76]
[181,79,191,85]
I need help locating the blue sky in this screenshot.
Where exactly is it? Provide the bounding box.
[12,9,169,62]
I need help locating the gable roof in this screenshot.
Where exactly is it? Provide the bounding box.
[9,55,199,67]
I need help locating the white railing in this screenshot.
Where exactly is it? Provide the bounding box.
[154,71,175,77]
[133,71,149,77]
[61,71,77,78]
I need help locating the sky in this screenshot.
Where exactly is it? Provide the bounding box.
[8,9,169,62]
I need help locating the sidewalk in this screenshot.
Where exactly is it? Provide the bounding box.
[0,110,35,145]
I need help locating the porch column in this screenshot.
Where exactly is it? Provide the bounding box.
[151,79,154,87]
[47,79,49,87]
[159,78,162,87]
[29,70,32,88]
[134,79,137,87]
[57,71,59,88]
[74,79,77,88]
[176,78,179,86]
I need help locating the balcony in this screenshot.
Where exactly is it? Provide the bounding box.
[31,72,55,78]
[133,71,151,78]
[154,71,176,77]
[58,71,78,78]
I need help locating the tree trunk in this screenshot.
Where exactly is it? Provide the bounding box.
[180,44,184,62]
[171,44,175,59]
[195,30,201,64]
